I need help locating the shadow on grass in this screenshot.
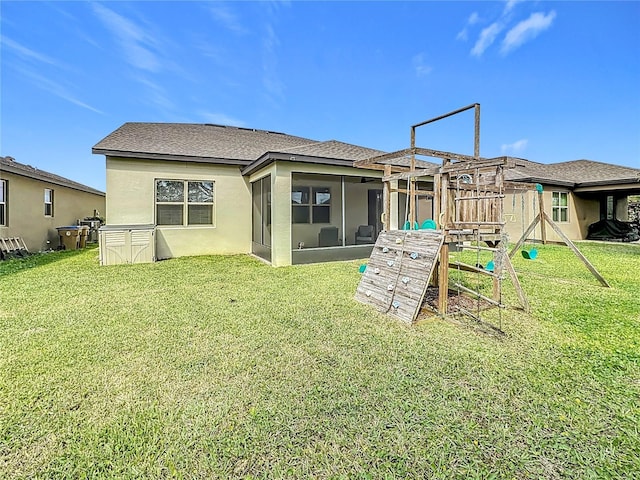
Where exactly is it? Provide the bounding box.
[0,245,97,277]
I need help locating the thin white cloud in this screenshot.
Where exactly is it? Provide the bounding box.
[198,111,246,127]
[91,3,161,72]
[12,65,103,114]
[501,139,528,154]
[261,23,285,104]
[501,11,557,55]
[208,3,248,35]
[456,12,480,41]
[132,75,174,111]
[503,0,523,15]
[0,35,61,66]
[471,22,503,57]
[412,53,432,77]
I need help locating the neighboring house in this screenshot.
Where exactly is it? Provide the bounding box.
[93,122,640,266]
[503,159,640,243]
[0,156,106,252]
[92,123,429,266]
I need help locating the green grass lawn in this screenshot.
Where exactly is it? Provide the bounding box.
[1,243,638,479]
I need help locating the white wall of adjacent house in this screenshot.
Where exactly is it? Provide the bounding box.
[0,171,105,252]
[105,156,252,260]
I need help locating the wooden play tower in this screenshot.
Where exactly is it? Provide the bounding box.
[354,104,608,326]
[353,104,530,325]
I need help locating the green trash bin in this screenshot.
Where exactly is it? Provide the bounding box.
[57,226,81,250]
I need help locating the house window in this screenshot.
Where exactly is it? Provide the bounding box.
[44,188,54,217]
[0,180,6,226]
[552,191,569,222]
[292,186,330,223]
[156,180,214,226]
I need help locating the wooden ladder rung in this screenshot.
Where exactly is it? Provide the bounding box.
[449,261,500,278]
[452,221,506,227]
[454,194,505,201]
[452,244,499,252]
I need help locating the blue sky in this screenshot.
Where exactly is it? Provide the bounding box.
[1,1,639,192]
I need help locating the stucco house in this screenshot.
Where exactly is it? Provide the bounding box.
[92,123,432,266]
[502,159,640,244]
[0,156,106,252]
[93,122,639,266]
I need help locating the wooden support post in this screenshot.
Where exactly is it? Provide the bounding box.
[409,178,416,228]
[409,127,417,229]
[437,243,449,315]
[474,103,480,158]
[503,254,530,312]
[433,174,441,228]
[542,211,610,287]
[538,191,547,244]
[440,162,450,229]
[383,165,391,231]
[492,249,501,301]
[508,215,541,258]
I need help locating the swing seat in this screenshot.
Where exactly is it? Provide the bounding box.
[521,248,538,260]
[402,221,419,230]
[421,219,437,230]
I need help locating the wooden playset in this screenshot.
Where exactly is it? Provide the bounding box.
[353,104,608,327]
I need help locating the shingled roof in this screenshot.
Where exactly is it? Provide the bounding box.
[92,123,319,164]
[506,158,640,187]
[0,156,104,196]
[93,122,399,176]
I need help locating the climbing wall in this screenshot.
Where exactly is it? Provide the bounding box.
[355,230,445,323]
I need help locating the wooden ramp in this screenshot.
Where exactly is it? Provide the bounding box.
[355,230,445,323]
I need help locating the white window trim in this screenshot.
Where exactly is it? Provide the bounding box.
[44,188,54,217]
[0,179,6,226]
[155,179,216,227]
[552,191,569,223]
[291,186,331,224]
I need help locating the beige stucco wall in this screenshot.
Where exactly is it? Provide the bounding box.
[573,195,600,239]
[616,196,629,221]
[503,187,595,243]
[0,171,105,252]
[106,156,252,260]
[106,156,388,267]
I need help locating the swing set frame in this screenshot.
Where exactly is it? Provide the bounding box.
[508,185,610,287]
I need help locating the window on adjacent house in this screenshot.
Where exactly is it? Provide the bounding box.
[156,180,214,226]
[552,191,569,222]
[0,180,6,226]
[606,195,615,220]
[44,188,54,217]
[291,186,331,223]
